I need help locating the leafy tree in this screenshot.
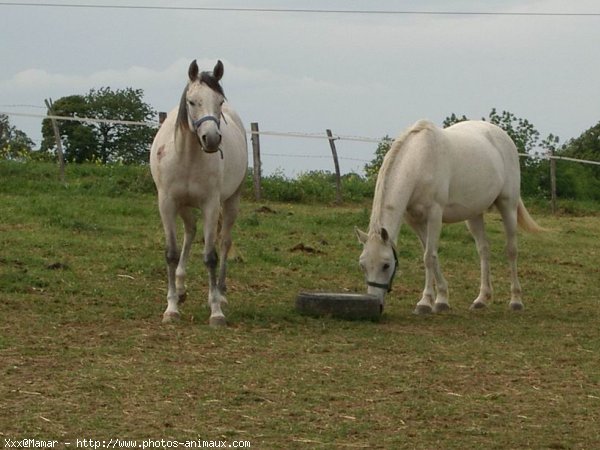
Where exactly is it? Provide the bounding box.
[41,95,90,163]
[364,135,393,181]
[0,113,34,160]
[86,87,156,164]
[442,108,560,197]
[442,113,468,128]
[556,121,600,199]
[559,122,600,179]
[445,108,545,156]
[41,87,156,164]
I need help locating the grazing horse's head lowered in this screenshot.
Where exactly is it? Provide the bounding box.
[178,59,226,154]
[356,227,398,306]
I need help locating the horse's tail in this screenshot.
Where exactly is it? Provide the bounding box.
[517,198,545,233]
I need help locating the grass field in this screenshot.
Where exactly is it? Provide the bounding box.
[1,162,599,449]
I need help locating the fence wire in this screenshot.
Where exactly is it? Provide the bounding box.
[2,110,599,166]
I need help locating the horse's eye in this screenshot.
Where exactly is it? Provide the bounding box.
[383,263,390,271]
[188,100,196,107]
[220,100,225,106]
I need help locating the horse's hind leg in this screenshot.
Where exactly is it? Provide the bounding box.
[467,214,493,310]
[497,199,524,311]
[159,195,181,323]
[202,198,227,327]
[217,192,242,298]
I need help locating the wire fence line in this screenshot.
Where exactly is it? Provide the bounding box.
[2,110,600,166]
[2,2,600,17]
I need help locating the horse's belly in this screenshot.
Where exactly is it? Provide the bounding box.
[442,202,492,223]
[443,166,503,222]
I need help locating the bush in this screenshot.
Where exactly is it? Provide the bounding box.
[245,170,374,204]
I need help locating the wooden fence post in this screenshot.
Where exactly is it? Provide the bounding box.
[158,111,167,126]
[44,98,65,183]
[326,129,342,204]
[550,151,557,214]
[251,122,261,201]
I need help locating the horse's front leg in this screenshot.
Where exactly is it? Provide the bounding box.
[203,200,227,327]
[159,196,181,323]
[175,207,197,304]
[414,207,449,315]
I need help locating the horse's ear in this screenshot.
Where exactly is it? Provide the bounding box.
[355,227,368,244]
[188,60,199,81]
[380,228,389,242]
[213,60,224,81]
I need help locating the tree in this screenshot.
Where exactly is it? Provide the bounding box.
[442,113,468,128]
[0,114,34,160]
[556,121,600,199]
[561,121,600,162]
[560,121,600,178]
[443,108,559,197]
[364,135,393,181]
[444,108,544,156]
[41,95,90,163]
[41,87,157,164]
[86,87,156,164]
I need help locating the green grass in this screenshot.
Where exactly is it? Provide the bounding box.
[1,162,599,449]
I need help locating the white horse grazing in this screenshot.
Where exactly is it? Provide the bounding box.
[356,120,543,314]
[150,60,247,327]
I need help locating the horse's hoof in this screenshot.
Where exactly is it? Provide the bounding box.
[209,315,227,328]
[413,304,432,315]
[510,302,524,311]
[470,301,487,310]
[433,302,450,313]
[162,311,181,323]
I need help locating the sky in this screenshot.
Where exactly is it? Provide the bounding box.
[1,0,600,176]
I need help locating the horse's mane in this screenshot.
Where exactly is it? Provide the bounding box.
[369,120,435,235]
[176,71,226,132]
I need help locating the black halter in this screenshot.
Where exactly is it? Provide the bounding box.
[366,245,399,293]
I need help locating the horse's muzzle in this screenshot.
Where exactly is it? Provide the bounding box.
[193,114,222,153]
[200,132,222,153]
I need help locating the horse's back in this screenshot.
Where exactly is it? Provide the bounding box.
[442,121,521,220]
[444,120,519,165]
[394,120,520,223]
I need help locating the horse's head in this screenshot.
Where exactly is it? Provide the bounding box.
[356,227,398,306]
[179,59,226,154]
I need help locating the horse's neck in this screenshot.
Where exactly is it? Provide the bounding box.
[174,127,201,159]
[369,169,413,242]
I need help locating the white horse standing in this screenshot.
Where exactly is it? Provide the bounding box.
[150,60,247,327]
[356,120,543,314]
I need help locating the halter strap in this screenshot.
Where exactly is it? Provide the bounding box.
[193,115,220,130]
[191,114,227,159]
[366,245,399,293]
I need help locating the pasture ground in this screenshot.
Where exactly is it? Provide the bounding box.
[1,163,599,449]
